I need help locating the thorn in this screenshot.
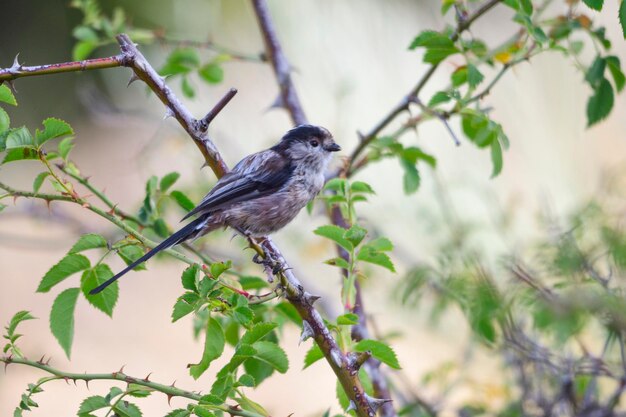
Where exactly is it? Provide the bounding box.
[364,394,392,412]
[72,378,77,386]
[63,376,70,384]
[6,80,17,94]
[127,73,140,87]
[85,379,90,390]
[357,130,365,142]
[119,365,126,373]
[45,357,52,365]
[303,291,321,306]
[170,380,177,387]
[167,394,173,406]
[346,400,356,413]
[299,320,314,345]
[37,355,46,365]
[266,94,284,112]
[11,53,21,70]
[143,372,152,382]
[163,107,175,120]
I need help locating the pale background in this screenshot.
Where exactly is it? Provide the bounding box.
[0,0,625,416]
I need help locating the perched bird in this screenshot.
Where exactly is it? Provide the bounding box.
[90,124,340,294]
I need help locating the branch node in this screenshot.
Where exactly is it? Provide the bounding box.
[198,88,238,132]
[349,350,372,371]
[299,320,314,345]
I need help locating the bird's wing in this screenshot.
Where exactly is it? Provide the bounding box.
[181,150,293,221]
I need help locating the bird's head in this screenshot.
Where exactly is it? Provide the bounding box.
[274,125,341,166]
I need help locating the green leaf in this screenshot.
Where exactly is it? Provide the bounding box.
[181,76,195,98]
[6,311,36,337]
[587,78,614,126]
[193,407,215,417]
[182,264,199,291]
[357,247,395,272]
[160,48,200,76]
[238,374,256,387]
[69,234,107,253]
[170,190,195,212]
[233,306,254,325]
[37,254,91,293]
[127,384,153,398]
[117,245,147,271]
[618,0,626,39]
[452,67,468,87]
[50,288,80,358]
[78,395,109,415]
[303,343,324,369]
[6,127,33,148]
[344,224,367,247]
[113,401,142,417]
[314,225,353,251]
[606,56,625,92]
[171,295,196,322]
[0,108,9,135]
[323,177,347,193]
[35,118,73,146]
[2,146,38,163]
[354,339,401,369]
[585,56,606,88]
[337,313,359,325]
[252,341,289,373]
[364,237,393,252]
[350,181,375,194]
[400,158,420,194]
[189,317,225,379]
[58,137,74,160]
[409,31,459,64]
[582,0,603,10]
[210,261,231,279]
[73,41,98,61]
[241,322,278,345]
[428,91,451,107]
[199,63,224,84]
[81,264,118,316]
[73,26,98,41]
[467,64,484,88]
[0,84,17,106]
[160,172,180,192]
[490,139,503,177]
[165,409,191,417]
[324,257,351,269]
[32,172,50,193]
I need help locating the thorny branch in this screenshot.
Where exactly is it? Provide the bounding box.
[0,356,265,417]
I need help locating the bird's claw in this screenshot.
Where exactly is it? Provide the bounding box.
[253,248,285,276]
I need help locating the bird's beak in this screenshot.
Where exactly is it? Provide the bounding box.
[324,142,341,152]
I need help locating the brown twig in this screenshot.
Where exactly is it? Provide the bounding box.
[0,55,126,82]
[251,0,307,125]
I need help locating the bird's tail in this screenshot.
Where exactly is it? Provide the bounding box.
[89,217,207,294]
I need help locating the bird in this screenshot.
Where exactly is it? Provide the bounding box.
[89,124,340,294]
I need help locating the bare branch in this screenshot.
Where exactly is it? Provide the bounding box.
[0,55,126,83]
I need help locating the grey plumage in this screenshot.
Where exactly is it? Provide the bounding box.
[89,124,340,294]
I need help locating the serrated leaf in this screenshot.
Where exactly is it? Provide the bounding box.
[620,0,626,38]
[199,394,223,405]
[238,374,256,387]
[105,386,124,402]
[35,118,73,146]
[241,322,278,345]
[170,190,195,212]
[127,384,153,398]
[357,248,395,272]
[314,225,353,251]
[160,172,180,192]
[117,245,147,271]
[172,297,196,322]
[303,343,324,369]
[323,177,347,193]
[210,261,231,278]
[0,84,17,106]
[58,137,74,160]
[81,264,118,316]
[252,340,289,373]
[50,287,80,358]
[467,64,484,88]
[164,409,191,417]
[37,254,91,293]
[182,264,199,291]
[69,234,107,253]
[2,146,38,164]
[428,91,451,107]
[354,339,401,369]
[587,78,614,126]
[32,172,50,193]
[113,401,142,417]
[6,127,33,148]
[337,313,359,325]
[233,306,254,325]
[585,56,606,88]
[582,0,603,10]
[364,237,393,252]
[193,406,215,417]
[199,63,224,84]
[189,317,225,379]
[409,30,459,64]
[78,395,109,415]
[350,181,375,194]
[6,311,36,337]
[160,48,200,76]
[344,224,367,247]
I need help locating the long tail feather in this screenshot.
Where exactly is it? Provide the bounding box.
[89,217,206,294]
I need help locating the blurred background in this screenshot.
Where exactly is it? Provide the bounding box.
[1,0,625,416]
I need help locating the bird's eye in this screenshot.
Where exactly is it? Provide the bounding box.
[309,139,319,147]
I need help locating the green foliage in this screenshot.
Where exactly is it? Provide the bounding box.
[50,287,80,358]
[0,84,17,106]
[354,339,401,369]
[189,317,225,379]
[80,264,119,317]
[409,31,459,64]
[69,234,107,253]
[3,311,36,357]
[37,254,91,293]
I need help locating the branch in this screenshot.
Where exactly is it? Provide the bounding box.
[0,55,126,83]
[251,0,307,125]
[346,0,503,175]
[0,356,264,417]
